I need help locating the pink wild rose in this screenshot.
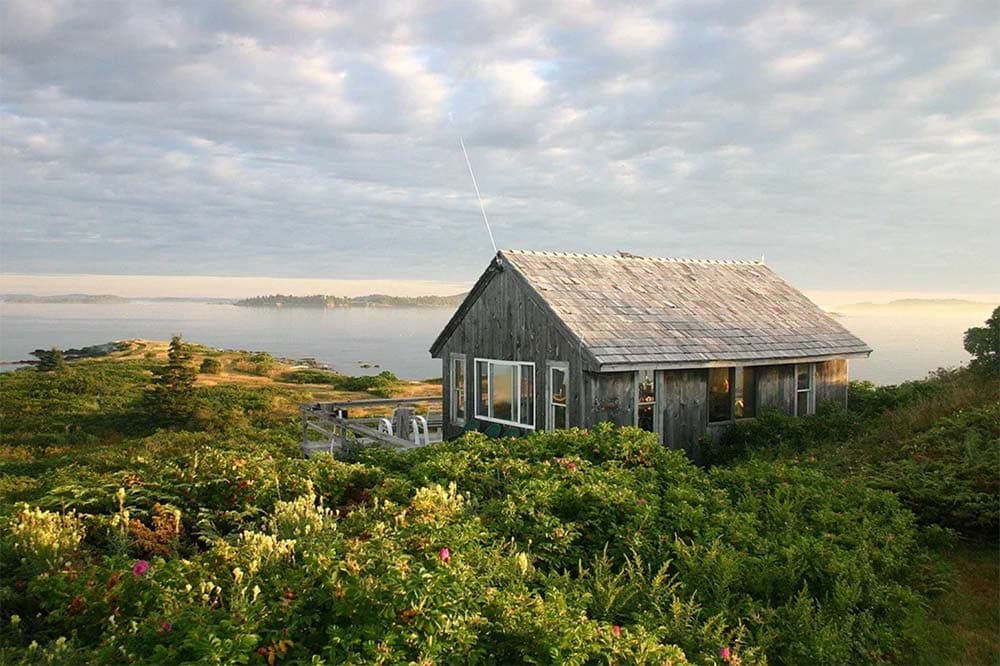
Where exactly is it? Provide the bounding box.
[438,547,451,563]
[160,621,172,633]
[611,625,621,638]
[720,647,731,661]
[132,560,150,577]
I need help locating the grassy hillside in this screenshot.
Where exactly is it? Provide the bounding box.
[0,341,996,664]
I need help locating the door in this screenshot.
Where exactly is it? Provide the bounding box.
[660,370,708,463]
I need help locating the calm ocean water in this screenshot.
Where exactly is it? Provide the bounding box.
[0,301,992,384]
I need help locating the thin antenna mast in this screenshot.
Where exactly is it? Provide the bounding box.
[459,136,498,254]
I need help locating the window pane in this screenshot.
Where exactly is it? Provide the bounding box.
[491,364,514,422]
[551,368,567,405]
[553,405,566,429]
[477,361,489,417]
[637,370,655,432]
[735,367,755,418]
[708,367,732,422]
[519,366,534,426]
[797,364,811,390]
[797,390,810,416]
[453,359,465,420]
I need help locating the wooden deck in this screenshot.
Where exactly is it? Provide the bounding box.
[300,396,444,456]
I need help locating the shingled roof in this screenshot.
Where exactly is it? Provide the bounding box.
[440,249,870,370]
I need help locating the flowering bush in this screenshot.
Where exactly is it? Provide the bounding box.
[6,505,85,572]
[1,357,980,664]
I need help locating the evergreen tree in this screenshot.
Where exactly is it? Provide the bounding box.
[963,306,1000,375]
[145,335,197,425]
[33,347,67,372]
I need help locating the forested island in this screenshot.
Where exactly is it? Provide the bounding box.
[234,292,467,308]
[839,298,996,310]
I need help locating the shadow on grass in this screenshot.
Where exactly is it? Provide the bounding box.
[911,542,1000,665]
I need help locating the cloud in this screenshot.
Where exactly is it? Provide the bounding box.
[0,0,997,294]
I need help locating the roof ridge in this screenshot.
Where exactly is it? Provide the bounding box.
[501,249,764,266]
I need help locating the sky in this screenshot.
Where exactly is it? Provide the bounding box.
[1,0,998,297]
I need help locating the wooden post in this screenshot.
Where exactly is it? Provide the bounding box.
[393,407,414,444]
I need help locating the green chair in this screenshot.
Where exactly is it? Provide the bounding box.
[463,418,481,433]
[501,426,522,438]
[483,423,503,439]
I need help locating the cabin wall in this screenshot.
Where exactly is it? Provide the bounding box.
[437,268,587,439]
[815,359,849,407]
[756,364,797,415]
[583,371,635,428]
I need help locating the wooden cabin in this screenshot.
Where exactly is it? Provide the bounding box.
[430,250,872,462]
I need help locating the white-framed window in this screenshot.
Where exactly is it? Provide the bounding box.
[795,363,815,416]
[450,353,466,425]
[546,361,569,430]
[635,369,656,432]
[474,358,535,429]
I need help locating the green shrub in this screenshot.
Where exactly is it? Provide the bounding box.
[232,352,274,376]
[277,369,400,397]
[706,403,859,466]
[860,404,1000,538]
[1,346,989,664]
[198,358,222,374]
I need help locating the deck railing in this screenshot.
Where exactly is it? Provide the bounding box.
[300,396,443,455]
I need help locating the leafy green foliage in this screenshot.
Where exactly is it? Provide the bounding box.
[277,369,400,397]
[855,404,999,537]
[198,357,222,374]
[963,305,1000,375]
[232,352,275,376]
[0,348,994,664]
[706,368,999,542]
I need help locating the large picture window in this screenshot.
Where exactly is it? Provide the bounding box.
[547,362,569,430]
[450,354,466,425]
[475,359,535,428]
[709,367,757,422]
[795,363,815,416]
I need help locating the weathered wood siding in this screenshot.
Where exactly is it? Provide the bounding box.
[815,359,849,407]
[659,369,709,463]
[584,371,635,428]
[437,267,587,439]
[756,364,796,415]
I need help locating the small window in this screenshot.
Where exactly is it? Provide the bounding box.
[450,355,466,425]
[474,359,536,429]
[636,370,656,432]
[734,367,756,419]
[708,367,732,422]
[547,362,569,430]
[795,363,814,416]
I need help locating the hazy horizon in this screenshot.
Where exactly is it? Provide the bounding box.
[2,271,998,312]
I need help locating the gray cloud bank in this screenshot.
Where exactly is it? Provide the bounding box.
[1,0,998,291]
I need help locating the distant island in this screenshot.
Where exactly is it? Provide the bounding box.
[234,293,468,309]
[838,298,997,310]
[1,293,131,304]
